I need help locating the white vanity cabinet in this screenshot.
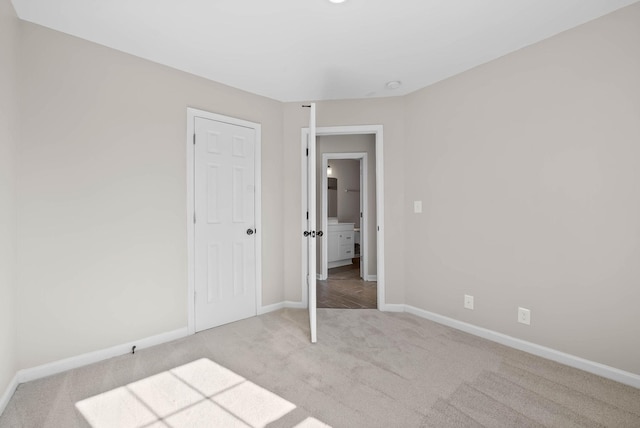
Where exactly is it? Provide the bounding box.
[327,223,355,268]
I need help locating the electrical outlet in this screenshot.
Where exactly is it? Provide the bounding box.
[518,307,531,325]
[464,294,474,310]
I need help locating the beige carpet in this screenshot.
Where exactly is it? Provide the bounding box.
[1,309,639,427]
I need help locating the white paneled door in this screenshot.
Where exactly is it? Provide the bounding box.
[194,117,257,332]
[306,103,317,343]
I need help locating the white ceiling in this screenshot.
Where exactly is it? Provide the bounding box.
[11,0,639,102]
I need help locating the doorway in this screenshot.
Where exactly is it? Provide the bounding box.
[301,125,385,311]
[318,150,376,309]
[319,154,368,280]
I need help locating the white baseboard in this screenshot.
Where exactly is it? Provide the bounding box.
[366,275,378,281]
[258,302,285,314]
[380,303,405,313]
[0,373,19,417]
[7,302,635,416]
[260,300,308,314]
[5,300,310,397]
[17,327,189,384]
[284,300,307,309]
[328,260,352,269]
[403,305,640,389]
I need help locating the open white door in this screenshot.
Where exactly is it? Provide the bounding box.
[306,103,317,343]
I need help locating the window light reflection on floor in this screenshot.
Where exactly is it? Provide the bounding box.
[75,358,330,428]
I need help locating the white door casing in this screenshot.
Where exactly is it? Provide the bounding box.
[359,159,364,280]
[187,109,262,334]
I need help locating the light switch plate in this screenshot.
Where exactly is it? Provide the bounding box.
[414,201,422,213]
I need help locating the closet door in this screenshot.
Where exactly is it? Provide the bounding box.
[194,117,257,331]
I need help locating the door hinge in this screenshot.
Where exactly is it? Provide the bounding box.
[360,212,363,218]
[306,211,309,220]
[306,148,309,156]
[193,134,196,145]
[193,212,196,223]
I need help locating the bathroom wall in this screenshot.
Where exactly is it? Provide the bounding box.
[330,159,361,227]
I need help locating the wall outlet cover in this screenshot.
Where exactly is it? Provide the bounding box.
[464,294,474,310]
[518,307,531,325]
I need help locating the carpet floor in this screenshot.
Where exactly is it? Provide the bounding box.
[1,309,639,427]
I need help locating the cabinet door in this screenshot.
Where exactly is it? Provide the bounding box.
[340,231,354,246]
[328,231,341,262]
[339,244,354,260]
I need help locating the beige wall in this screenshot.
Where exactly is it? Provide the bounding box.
[15,22,284,369]
[317,135,377,276]
[283,98,405,304]
[404,3,640,374]
[0,0,18,397]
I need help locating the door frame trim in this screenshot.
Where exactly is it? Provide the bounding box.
[186,107,262,335]
[301,125,385,310]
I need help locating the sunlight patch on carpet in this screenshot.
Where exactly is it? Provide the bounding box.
[294,417,332,427]
[76,358,326,427]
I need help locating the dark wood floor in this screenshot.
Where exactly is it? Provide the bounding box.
[317,263,377,309]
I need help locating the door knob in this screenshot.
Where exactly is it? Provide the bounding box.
[246,228,254,235]
[317,231,324,237]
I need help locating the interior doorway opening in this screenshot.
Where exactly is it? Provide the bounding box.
[301,125,385,311]
[320,153,369,280]
[317,148,376,309]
